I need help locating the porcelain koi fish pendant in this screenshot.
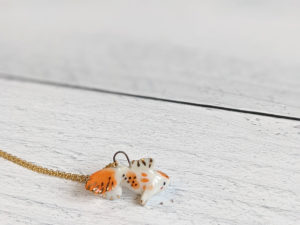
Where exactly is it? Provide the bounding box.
[85,151,170,205]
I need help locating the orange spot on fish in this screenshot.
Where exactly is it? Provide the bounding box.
[157,170,169,179]
[126,171,140,189]
[148,184,153,190]
[143,185,146,191]
[141,178,149,183]
[141,173,147,177]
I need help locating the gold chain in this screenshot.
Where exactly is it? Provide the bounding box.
[0,149,89,183]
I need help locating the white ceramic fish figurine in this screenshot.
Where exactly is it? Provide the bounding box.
[85,151,170,205]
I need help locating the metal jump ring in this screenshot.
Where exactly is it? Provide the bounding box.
[113,151,132,167]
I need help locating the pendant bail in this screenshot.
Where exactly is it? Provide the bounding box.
[113,151,132,168]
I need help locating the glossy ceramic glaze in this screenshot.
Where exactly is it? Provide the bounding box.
[86,158,170,205]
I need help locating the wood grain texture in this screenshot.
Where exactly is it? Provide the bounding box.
[1,1,300,117]
[0,79,299,225]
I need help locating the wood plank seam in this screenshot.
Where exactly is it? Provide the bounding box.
[1,73,300,122]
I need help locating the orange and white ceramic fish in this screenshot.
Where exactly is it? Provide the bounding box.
[85,152,170,205]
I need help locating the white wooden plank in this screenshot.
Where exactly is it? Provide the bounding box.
[0,79,299,225]
[0,1,300,117]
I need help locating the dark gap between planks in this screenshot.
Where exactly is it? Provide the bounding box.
[0,73,299,122]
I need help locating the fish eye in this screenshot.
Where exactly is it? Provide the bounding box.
[163,182,166,185]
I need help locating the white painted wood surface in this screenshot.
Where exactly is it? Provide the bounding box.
[0,79,299,225]
[1,1,300,116]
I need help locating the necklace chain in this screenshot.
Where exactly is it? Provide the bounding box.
[0,149,89,183]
